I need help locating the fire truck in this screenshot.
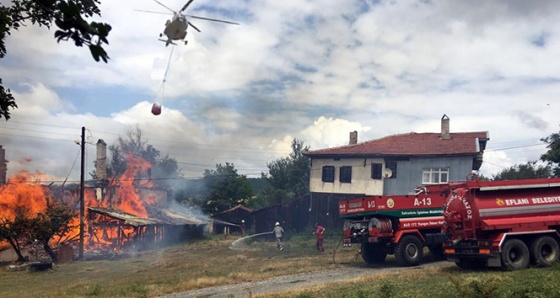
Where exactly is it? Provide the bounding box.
[442,175,560,270]
[340,184,451,266]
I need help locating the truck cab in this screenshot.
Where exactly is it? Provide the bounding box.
[340,184,451,266]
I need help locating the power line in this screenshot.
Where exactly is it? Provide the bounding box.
[486,143,545,151]
[0,131,77,142]
[0,126,79,137]
[3,120,78,130]
[2,120,293,154]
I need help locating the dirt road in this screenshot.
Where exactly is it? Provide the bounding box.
[160,260,453,298]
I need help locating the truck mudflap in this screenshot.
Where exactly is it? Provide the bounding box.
[444,239,492,256]
[425,232,449,246]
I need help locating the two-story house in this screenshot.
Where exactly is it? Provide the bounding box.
[303,115,489,199]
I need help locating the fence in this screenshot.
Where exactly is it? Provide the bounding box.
[250,193,360,234]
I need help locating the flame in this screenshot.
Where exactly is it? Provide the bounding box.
[109,154,153,217]
[0,170,48,222]
[0,170,50,251]
[0,154,161,254]
[82,154,158,251]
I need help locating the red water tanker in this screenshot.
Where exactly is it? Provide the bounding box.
[443,175,560,270]
[340,184,452,266]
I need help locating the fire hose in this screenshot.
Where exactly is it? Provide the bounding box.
[332,234,361,265]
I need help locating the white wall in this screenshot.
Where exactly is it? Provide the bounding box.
[309,158,385,196]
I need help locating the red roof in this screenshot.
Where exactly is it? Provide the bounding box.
[304,132,489,157]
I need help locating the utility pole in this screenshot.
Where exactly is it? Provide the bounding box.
[79,126,85,260]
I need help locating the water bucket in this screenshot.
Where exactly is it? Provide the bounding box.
[151,103,162,115]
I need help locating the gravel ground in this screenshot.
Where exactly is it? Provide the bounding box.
[160,260,453,298]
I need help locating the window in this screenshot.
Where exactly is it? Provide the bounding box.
[322,166,335,182]
[422,168,449,184]
[385,161,397,179]
[371,163,383,180]
[340,166,352,183]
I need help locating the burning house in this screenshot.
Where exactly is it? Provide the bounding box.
[87,206,205,251]
[83,141,207,253]
[0,142,208,264]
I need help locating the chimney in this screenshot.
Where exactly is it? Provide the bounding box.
[96,139,107,181]
[349,131,358,145]
[0,145,7,185]
[441,114,450,140]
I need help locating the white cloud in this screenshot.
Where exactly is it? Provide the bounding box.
[300,117,372,149]
[2,0,560,185]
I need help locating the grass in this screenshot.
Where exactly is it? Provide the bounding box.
[268,258,560,298]
[2,233,560,297]
[0,233,358,298]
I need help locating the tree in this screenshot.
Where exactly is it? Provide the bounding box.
[541,132,560,177]
[492,161,552,181]
[30,202,75,262]
[202,163,254,214]
[0,0,112,120]
[0,207,33,262]
[260,139,310,206]
[0,194,75,263]
[98,126,182,189]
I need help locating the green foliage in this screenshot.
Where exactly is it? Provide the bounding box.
[346,289,371,298]
[448,274,506,298]
[541,132,560,177]
[0,78,17,120]
[500,269,560,298]
[84,284,102,296]
[202,162,254,214]
[0,0,112,120]
[377,281,397,298]
[492,161,552,180]
[260,139,310,206]
[125,281,148,296]
[475,174,491,181]
[294,293,314,298]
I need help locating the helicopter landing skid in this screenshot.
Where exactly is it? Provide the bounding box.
[158,38,177,46]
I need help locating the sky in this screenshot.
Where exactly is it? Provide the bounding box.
[0,0,559,184]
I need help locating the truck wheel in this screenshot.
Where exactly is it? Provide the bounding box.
[501,239,530,270]
[361,243,387,264]
[395,235,423,266]
[428,244,445,260]
[530,236,559,267]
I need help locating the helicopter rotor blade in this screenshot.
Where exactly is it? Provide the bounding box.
[188,21,201,32]
[152,0,176,13]
[180,0,195,13]
[134,9,172,15]
[186,15,240,25]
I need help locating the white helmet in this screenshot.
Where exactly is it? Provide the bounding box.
[275,222,280,226]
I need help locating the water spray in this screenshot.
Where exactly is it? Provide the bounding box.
[229,231,273,251]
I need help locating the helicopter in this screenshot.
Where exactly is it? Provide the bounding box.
[138,0,239,46]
